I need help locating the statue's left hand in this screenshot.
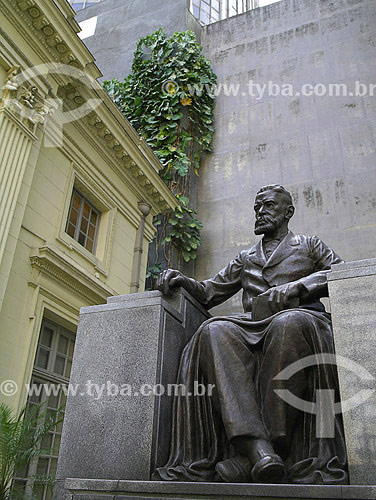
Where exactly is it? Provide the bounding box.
[156,269,186,296]
[259,282,304,314]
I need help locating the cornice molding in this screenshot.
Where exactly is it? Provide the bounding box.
[10,0,101,76]
[62,87,177,215]
[30,245,116,304]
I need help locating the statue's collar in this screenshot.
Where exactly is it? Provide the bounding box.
[248,231,300,268]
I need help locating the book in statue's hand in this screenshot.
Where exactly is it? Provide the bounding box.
[252,295,300,321]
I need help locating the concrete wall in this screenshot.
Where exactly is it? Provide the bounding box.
[196,0,376,314]
[76,0,201,81]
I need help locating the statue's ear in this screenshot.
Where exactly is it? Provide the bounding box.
[285,205,295,220]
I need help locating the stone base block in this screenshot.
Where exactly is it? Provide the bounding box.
[62,479,376,500]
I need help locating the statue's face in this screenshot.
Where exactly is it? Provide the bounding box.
[253,190,289,235]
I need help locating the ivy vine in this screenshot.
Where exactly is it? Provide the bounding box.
[103,28,216,265]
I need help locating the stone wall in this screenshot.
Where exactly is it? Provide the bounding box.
[75,0,201,81]
[197,0,376,314]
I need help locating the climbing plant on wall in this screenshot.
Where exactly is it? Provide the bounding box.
[103,29,216,268]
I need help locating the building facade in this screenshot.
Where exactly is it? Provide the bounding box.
[0,0,176,497]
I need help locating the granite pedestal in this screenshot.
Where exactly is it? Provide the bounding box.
[328,259,376,485]
[54,289,210,499]
[54,268,376,499]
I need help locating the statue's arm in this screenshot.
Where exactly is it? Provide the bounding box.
[156,252,244,308]
[260,236,343,312]
[296,236,344,299]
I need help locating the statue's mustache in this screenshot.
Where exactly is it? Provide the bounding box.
[255,216,276,226]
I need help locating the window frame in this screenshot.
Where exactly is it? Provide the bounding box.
[13,319,76,500]
[65,189,100,255]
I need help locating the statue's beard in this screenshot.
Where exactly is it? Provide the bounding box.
[254,216,283,235]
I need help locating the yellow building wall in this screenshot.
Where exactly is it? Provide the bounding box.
[0,129,152,411]
[0,0,175,415]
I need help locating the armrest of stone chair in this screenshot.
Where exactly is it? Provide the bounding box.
[54,288,212,497]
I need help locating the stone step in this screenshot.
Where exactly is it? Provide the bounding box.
[65,479,376,500]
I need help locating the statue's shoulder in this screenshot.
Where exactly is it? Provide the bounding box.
[292,233,322,245]
[293,234,329,254]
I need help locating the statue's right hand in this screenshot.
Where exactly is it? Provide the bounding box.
[156,269,184,295]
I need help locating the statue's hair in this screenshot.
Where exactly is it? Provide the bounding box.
[256,184,293,206]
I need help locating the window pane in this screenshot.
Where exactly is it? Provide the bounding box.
[65,359,72,378]
[200,9,210,22]
[86,239,93,253]
[83,202,90,219]
[48,392,60,410]
[58,335,69,355]
[67,223,75,238]
[41,327,53,347]
[68,340,74,358]
[88,224,95,240]
[201,1,210,13]
[36,348,50,369]
[41,432,53,450]
[80,217,88,233]
[54,355,66,376]
[78,232,86,246]
[15,464,28,478]
[72,3,84,11]
[60,391,67,407]
[45,488,53,500]
[69,208,78,226]
[29,385,42,403]
[53,434,61,455]
[33,482,45,499]
[90,211,97,225]
[56,418,63,433]
[36,458,48,475]
[49,458,58,475]
[72,192,81,210]
[13,480,26,491]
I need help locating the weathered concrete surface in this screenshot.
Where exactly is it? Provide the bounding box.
[197,0,376,314]
[63,478,376,499]
[328,259,376,485]
[54,289,210,499]
[76,0,200,81]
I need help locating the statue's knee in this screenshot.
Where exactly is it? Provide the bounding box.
[200,320,231,346]
[271,310,305,329]
[267,310,308,342]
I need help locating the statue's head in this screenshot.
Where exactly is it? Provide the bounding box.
[254,184,295,235]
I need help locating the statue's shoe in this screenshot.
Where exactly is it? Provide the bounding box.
[251,454,285,483]
[215,455,252,482]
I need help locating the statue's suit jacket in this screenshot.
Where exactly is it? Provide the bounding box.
[198,231,343,312]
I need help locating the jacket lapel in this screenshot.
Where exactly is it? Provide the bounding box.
[264,231,301,269]
[247,239,266,267]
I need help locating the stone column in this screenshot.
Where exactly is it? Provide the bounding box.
[0,105,36,259]
[0,68,47,310]
[328,259,376,485]
[54,289,211,498]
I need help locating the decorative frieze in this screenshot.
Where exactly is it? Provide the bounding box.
[30,245,115,304]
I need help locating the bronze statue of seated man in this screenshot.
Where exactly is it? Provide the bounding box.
[154,184,348,485]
